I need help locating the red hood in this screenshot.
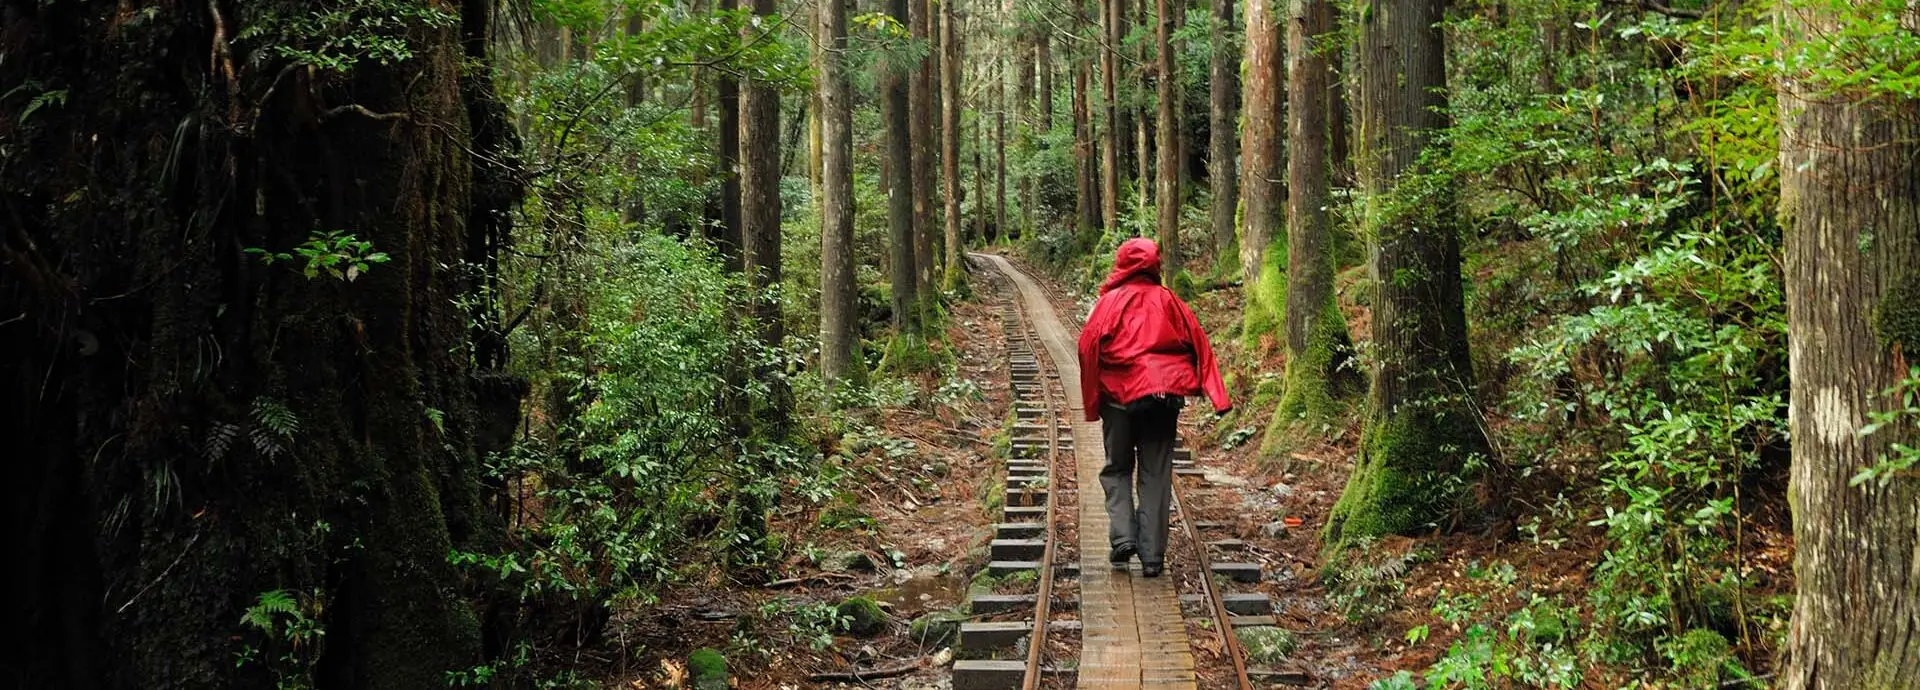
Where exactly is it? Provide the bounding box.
[1100,238,1162,294]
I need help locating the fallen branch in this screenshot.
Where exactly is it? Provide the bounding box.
[763,571,858,588]
[806,658,924,682]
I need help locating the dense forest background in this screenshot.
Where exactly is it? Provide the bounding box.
[2,0,1915,687]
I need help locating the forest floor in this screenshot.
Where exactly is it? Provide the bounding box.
[594,251,1796,689]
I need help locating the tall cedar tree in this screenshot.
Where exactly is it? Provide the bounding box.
[0,1,522,685]
[1154,0,1180,274]
[911,0,938,302]
[1101,0,1124,232]
[886,0,922,335]
[1208,0,1241,264]
[818,0,860,388]
[1325,0,1490,544]
[1073,17,1100,234]
[1778,3,1920,684]
[1273,0,1357,437]
[1238,0,1281,288]
[942,0,966,288]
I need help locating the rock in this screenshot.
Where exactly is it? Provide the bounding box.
[931,647,954,667]
[1203,467,1251,487]
[910,609,968,646]
[688,648,728,690]
[838,596,888,636]
[1269,482,1295,499]
[1261,520,1290,539]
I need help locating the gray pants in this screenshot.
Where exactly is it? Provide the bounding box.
[1100,397,1180,564]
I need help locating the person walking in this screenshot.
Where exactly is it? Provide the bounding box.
[1077,237,1231,577]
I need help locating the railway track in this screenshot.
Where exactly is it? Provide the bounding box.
[952,254,1271,690]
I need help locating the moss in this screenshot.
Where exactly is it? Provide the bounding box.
[908,609,967,646]
[688,648,728,690]
[1236,626,1298,665]
[1662,629,1736,688]
[1240,238,1289,351]
[1323,406,1483,549]
[1262,302,1358,458]
[1873,274,1920,352]
[836,596,888,636]
[878,333,938,375]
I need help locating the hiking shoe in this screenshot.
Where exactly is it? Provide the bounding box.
[1142,562,1164,578]
[1109,544,1137,568]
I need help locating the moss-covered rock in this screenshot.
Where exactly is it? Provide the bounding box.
[909,609,968,646]
[837,596,887,636]
[1236,626,1298,665]
[688,648,728,690]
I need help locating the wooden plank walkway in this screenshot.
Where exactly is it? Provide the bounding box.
[977,253,1198,689]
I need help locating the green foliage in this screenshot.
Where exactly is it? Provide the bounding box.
[235,589,326,690]
[1321,538,1411,624]
[237,0,457,74]
[1422,585,1582,689]
[247,230,390,282]
[1852,366,1920,487]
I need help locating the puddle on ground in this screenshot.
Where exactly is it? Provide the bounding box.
[871,567,969,614]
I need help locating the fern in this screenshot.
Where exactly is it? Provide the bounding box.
[250,398,300,459]
[205,421,240,461]
[242,589,299,633]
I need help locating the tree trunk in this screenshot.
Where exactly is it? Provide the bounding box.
[1134,0,1153,205]
[886,0,922,336]
[1270,0,1356,443]
[1038,33,1055,133]
[942,0,965,289]
[1101,0,1124,233]
[1208,0,1241,268]
[911,0,938,306]
[1075,57,1100,233]
[1017,22,1037,237]
[1778,7,1920,685]
[1327,39,1351,184]
[1326,0,1489,546]
[1,1,519,685]
[996,46,1009,245]
[1154,0,1180,276]
[819,0,861,390]
[716,0,745,273]
[1238,0,1280,291]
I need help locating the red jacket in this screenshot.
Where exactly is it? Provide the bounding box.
[1076,238,1231,422]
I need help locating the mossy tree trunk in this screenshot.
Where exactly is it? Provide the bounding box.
[1778,4,1920,684]
[910,0,938,308]
[1325,0,1489,546]
[1268,0,1358,445]
[2,1,520,685]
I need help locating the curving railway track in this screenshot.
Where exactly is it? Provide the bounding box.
[951,253,1271,690]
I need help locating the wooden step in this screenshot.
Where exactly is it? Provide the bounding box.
[959,621,1031,650]
[969,593,1037,615]
[953,660,1026,689]
[989,538,1046,561]
[1212,562,1262,583]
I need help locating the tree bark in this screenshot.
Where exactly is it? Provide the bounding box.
[911,0,938,305]
[1154,0,1181,275]
[1778,5,1920,685]
[1038,32,1055,133]
[1238,0,1281,290]
[1102,0,1125,232]
[1208,0,1241,267]
[1,2,518,685]
[1271,0,1356,441]
[1075,56,1100,233]
[996,43,1009,245]
[886,0,922,335]
[716,0,745,273]
[819,0,861,390]
[1326,0,1489,545]
[942,0,965,289]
